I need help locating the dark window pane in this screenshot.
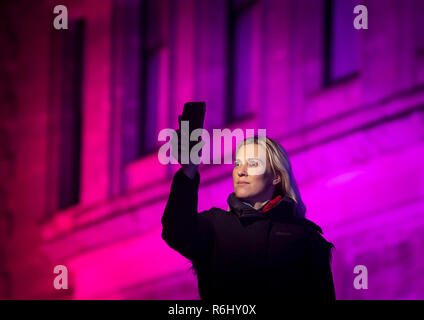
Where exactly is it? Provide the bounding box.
[144,52,159,152]
[58,20,84,210]
[324,0,359,84]
[140,0,162,156]
[227,0,257,123]
[234,8,253,119]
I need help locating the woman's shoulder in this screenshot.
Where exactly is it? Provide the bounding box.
[291,216,324,234]
[290,217,334,246]
[199,206,230,217]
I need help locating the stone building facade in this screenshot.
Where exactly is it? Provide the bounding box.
[0,0,423,299]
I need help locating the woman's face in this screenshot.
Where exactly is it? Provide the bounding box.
[233,143,275,202]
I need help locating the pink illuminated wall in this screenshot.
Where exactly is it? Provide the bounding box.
[0,0,424,300]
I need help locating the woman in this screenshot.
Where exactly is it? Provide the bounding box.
[161,134,336,301]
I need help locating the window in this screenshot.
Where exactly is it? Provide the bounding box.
[324,0,359,85]
[139,0,163,156]
[226,0,258,123]
[57,19,84,210]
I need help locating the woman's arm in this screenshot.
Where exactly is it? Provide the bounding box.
[161,167,213,262]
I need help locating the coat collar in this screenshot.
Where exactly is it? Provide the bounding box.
[227,192,296,221]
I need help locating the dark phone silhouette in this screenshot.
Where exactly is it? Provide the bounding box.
[175,102,206,164]
[180,102,206,131]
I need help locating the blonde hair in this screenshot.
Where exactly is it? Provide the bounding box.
[234,135,306,218]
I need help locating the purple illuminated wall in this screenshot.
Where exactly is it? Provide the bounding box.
[0,0,423,299]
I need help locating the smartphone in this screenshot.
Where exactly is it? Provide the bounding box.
[180,102,206,131]
[177,102,206,164]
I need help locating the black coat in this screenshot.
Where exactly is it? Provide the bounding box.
[161,168,336,301]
